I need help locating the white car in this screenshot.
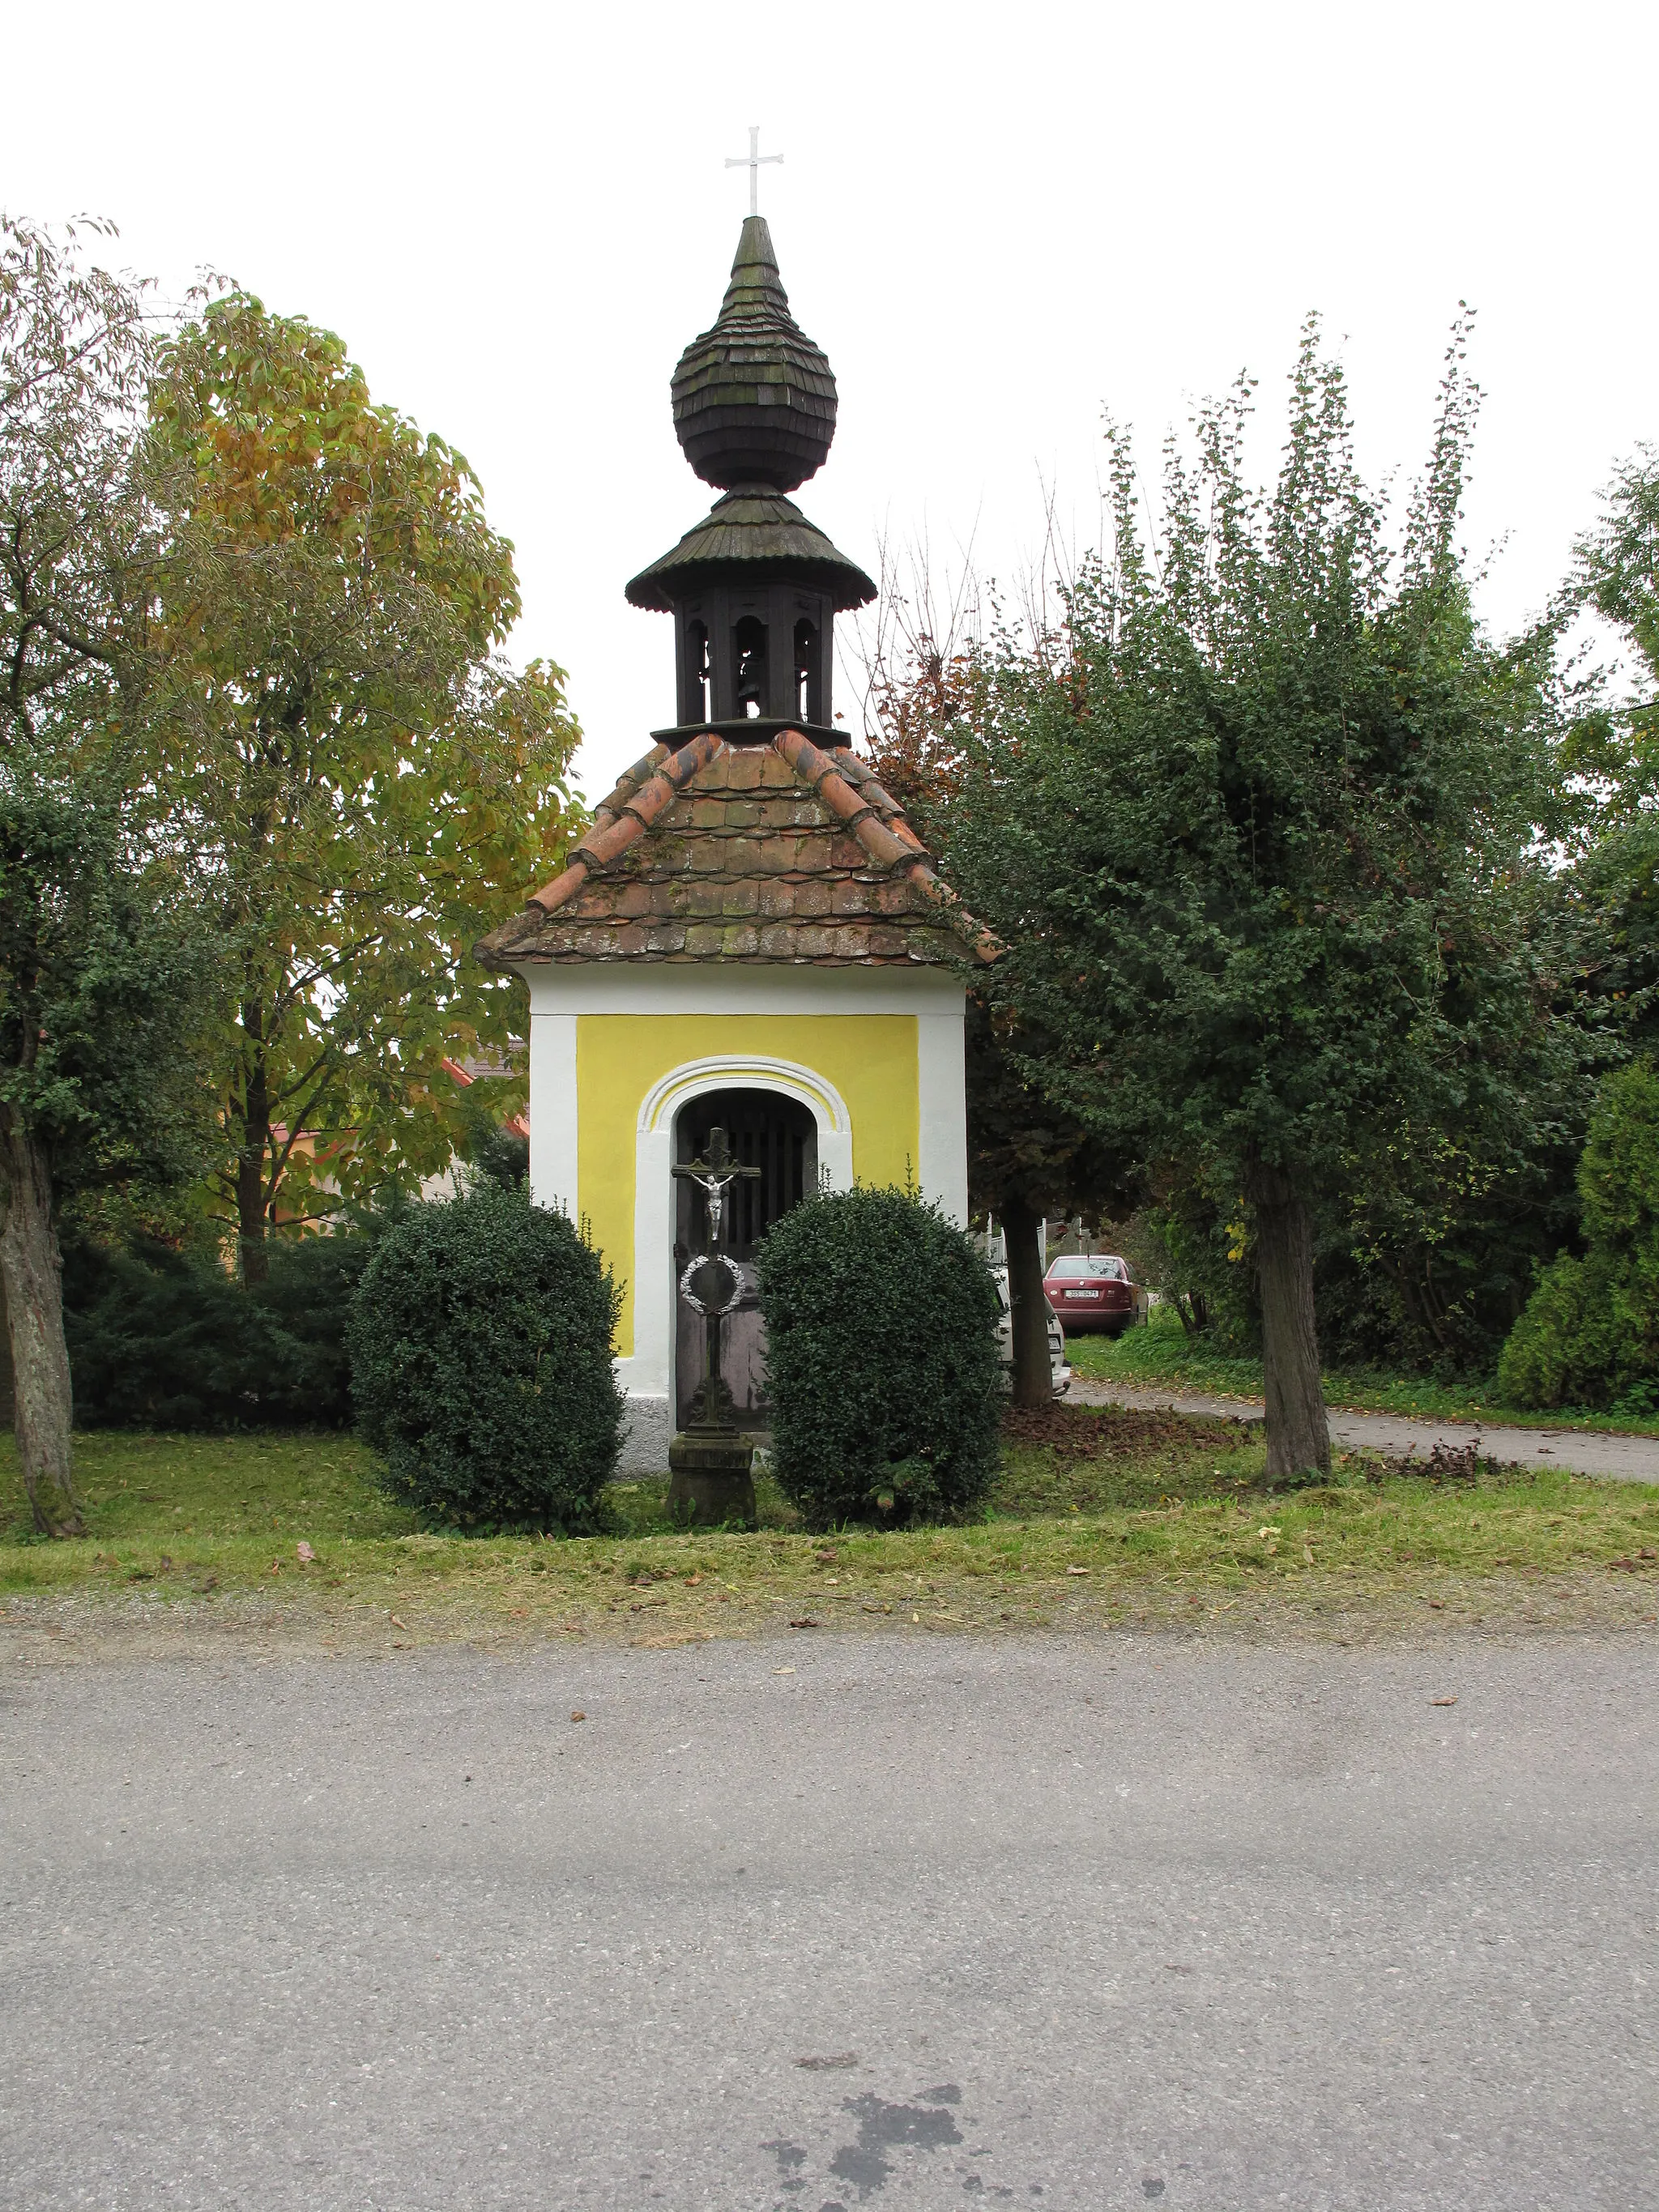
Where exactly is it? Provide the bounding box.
[990,1263,1072,1398]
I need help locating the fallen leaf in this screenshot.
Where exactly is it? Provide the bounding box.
[684,1572,703,1586]
[570,1710,586,1722]
[390,1613,407,1630]
[1066,1566,1092,1576]
[1430,1695,1458,1707]
[296,1541,314,1563]
[789,1617,821,1629]
[912,1611,921,1623]
[1426,1599,1445,1610]
[772,1665,795,1675]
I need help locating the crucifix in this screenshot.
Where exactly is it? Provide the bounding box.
[726,125,783,218]
[673,1125,761,1257]
[672,1127,762,1438]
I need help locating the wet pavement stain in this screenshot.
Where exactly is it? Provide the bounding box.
[826,2092,965,2199]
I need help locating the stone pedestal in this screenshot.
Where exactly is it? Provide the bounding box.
[667,1428,757,1529]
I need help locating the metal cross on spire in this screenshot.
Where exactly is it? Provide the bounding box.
[725,126,783,217]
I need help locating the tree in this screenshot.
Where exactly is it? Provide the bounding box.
[963,998,1136,1404]
[143,294,582,1278]
[0,217,215,1533]
[944,322,1568,1481]
[859,615,1134,1404]
[1496,1059,1659,1410]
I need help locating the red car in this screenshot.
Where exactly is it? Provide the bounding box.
[1042,1253,1149,1336]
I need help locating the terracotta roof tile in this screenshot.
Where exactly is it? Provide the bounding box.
[476,730,994,970]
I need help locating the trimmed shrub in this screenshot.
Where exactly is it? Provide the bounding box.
[1497,1059,1659,1409]
[63,1228,378,1429]
[347,1183,624,1532]
[756,1183,1003,1529]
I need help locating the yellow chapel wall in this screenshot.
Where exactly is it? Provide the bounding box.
[576,1011,920,1357]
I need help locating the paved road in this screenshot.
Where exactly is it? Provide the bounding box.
[1070,1378,1659,1482]
[4,1631,1656,2210]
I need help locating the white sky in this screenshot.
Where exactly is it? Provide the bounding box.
[8,0,1653,804]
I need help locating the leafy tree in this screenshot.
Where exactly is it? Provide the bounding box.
[143,295,582,1278]
[1496,1059,1659,1409]
[944,322,1569,1481]
[0,217,215,1534]
[861,642,1135,1404]
[963,998,1136,1403]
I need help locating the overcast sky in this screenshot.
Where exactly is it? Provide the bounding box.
[9,0,1653,802]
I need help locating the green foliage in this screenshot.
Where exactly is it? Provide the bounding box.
[1123,1179,1257,1347]
[0,786,217,1207]
[142,292,583,1262]
[756,1184,1004,1529]
[951,319,1565,1204]
[933,320,1572,1445]
[64,1226,380,1430]
[347,1183,624,1533]
[1498,1059,1659,1409]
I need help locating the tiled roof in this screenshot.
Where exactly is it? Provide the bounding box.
[475,729,995,970]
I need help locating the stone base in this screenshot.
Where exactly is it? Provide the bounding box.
[618,1394,673,1474]
[667,1430,757,1530]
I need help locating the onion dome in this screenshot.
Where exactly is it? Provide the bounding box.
[625,488,874,612]
[670,217,838,492]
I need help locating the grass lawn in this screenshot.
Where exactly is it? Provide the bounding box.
[1067,1307,1659,1438]
[3,1413,1657,1656]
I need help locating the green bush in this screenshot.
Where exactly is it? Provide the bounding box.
[1497,1059,1659,1409]
[63,1228,378,1429]
[756,1183,1003,1529]
[347,1183,624,1532]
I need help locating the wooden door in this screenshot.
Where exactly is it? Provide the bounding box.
[673,1088,816,1430]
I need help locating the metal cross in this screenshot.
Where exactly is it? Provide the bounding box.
[726,126,783,218]
[672,1127,761,1252]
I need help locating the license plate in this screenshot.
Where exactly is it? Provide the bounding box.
[1068,1289,1102,1298]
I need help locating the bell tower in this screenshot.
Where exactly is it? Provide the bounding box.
[625,216,875,745]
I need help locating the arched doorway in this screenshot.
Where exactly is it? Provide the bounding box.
[673,1086,817,1428]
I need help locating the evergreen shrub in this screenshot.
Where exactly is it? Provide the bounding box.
[347,1183,624,1532]
[756,1183,1003,1529]
[64,1228,377,1428]
[1497,1059,1659,1409]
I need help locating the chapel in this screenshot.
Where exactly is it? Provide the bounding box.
[476,213,984,1468]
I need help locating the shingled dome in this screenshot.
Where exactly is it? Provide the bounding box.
[625,488,874,614]
[671,216,838,492]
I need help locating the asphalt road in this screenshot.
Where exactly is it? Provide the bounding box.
[1070,1378,1659,1483]
[4,1630,1656,2211]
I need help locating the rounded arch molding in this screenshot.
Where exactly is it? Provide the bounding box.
[638,1053,853,1147]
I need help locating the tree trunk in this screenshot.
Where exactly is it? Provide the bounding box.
[235,1010,271,1285]
[1002,1194,1052,1409]
[1244,1154,1330,1485]
[0,1120,82,1536]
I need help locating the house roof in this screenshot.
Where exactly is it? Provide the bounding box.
[474,728,995,971]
